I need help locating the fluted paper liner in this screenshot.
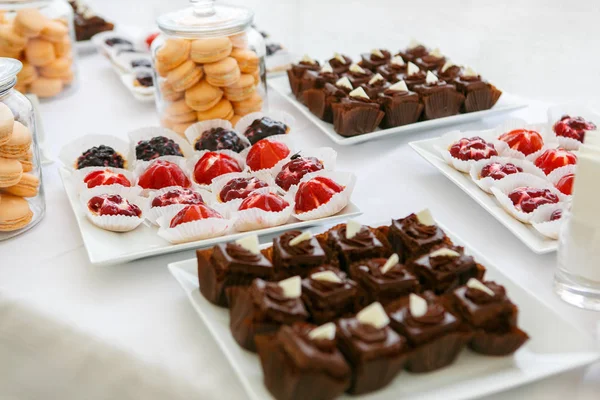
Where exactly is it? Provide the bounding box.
[381,99,424,128]
[240,134,296,176]
[547,164,576,198]
[146,186,212,226]
[156,214,231,244]
[209,171,277,202]
[91,31,132,59]
[332,103,384,137]
[463,84,502,113]
[73,166,135,195]
[184,119,250,153]
[469,327,529,356]
[272,147,338,193]
[59,134,130,171]
[186,150,246,188]
[548,103,599,150]
[435,129,507,173]
[421,89,464,120]
[469,156,547,193]
[227,187,294,231]
[133,155,195,196]
[531,203,567,240]
[80,186,147,233]
[128,126,195,159]
[234,110,296,138]
[491,119,558,161]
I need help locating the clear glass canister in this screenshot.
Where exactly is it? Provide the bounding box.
[0,58,45,239]
[0,0,77,99]
[152,0,267,136]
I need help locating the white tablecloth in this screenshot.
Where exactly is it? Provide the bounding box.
[1,1,599,398]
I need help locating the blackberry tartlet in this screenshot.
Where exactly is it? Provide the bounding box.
[77,145,126,169]
[243,117,290,145]
[135,136,184,161]
[195,127,249,153]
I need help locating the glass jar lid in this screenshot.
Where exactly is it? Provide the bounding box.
[157,0,253,38]
[0,58,22,92]
[0,0,51,10]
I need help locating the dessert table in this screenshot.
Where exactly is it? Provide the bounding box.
[1,0,599,399]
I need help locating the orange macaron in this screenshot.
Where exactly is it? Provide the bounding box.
[166,59,203,92]
[156,38,191,77]
[160,80,184,102]
[164,100,197,124]
[40,20,68,42]
[231,92,263,116]
[0,103,14,146]
[0,25,27,52]
[54,36,71,58]
[4,172,39,197]
[39,58,72,80]
[185,80,223,111]
[172,121,196,137]
[13,8,48,38]
[191,37,232,64]
[19,149,33,172]
[230,48,260,73]
[17,62,38,85]
[197,98,234,121]
[0,121,32,159]
[25,39,56,67]
[203,57,240,87]
[0,157,23,188]
[0,193,33,232]
[29,77,64,98]
[224,73,256,102]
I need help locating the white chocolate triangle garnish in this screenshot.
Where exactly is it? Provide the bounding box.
[301,54,315,64]
[368,73,384,85]
[407,61,420,76]
[429,248,460,258]
[426,70,439,84]
[345,219,362,239]
[289,231,312,246]
[278,276,301,298]
[349,63,366,74]
[409,293,428,318]
[320,63,333,73]
[334,52,346,64]
[408,38,422,49]
[466,278,495,296]
[380,253,400,274]
[391,55,405,67]
[349,87,370,99]
[335,76,353,90]
[428,48,443,58]
[441,61,455,73]
[356,302,389,329]
[388,80,409,92]
[371,48,384,58]
[311,270,342,283]
[235,234,260,254]
[308,322,336,340]
[463,66,478,78]
[416,209,435,226]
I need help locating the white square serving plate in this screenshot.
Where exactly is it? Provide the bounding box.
[168,223,599,400]
[410,137,558,254]
[59,168,362,266]
[268,75,527,146]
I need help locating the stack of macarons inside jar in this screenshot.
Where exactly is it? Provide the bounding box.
[156,32,262,136]
[0,102,39,232]
[0,8,75,98]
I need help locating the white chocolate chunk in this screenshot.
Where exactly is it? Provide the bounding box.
[426,70,439,84]
[428,47,443,58]
[388,80,409,92]
[466,278,495,296]
[407,61,420,76]
[441,61,455,73]
[409,293,428,318]
[235,234,260,254]
[301,54,315,64]
[356,302,389,329]
[334,52,346,64]
[345,219,362,239]
[380,253,400,274]
[349,87,370,99]
[368,73,384,85]
[335,76,353,90]
[408,38,422,49]
[429,248,460,258]
[371,48,384,58]
[349,63,366,74]
[309,322,336,340]
[463,66,478,78]
[320,63,333,73]
[311,270,342,283]
[278,276,302,298]
[391,55,405,67]
[289,231,312,246]
[416,209,435,226]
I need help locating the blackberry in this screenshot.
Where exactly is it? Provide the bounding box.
[243,117,288,145]
[76,145,125,169]
[195,128,249,153]
[135,136,183,161]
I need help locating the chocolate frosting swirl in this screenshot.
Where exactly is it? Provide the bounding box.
[349,320,386,343]
[465,282,506,305]
[404,222,438,240]
[264,283,297,305]
[339,226,375,248]
[294,323,337,353]
[382,88,410,97]
[359,259,407,280]
[406,303,445,325]
[281,231,314,255]
[428,251,462,272]
[225,242,262,263]
[310,277,345,292]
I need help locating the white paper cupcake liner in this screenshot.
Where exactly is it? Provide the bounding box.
[490,174,567,224]
[156,215,231,244]
[548,104,600,150]
[186,150,246,187]
[547,164,577,197]
[80,187,147,233]
[145,185,213,225]
[271,147,338,193]
[73,166,135,195]
[128,126,195,160]
[240,134,296,175]
[59,134,131,171]
[232,187,294,231]
[120,68,155,97]
[91,31,134,59]
[531,203,568,240]
[469,156,547,193]
[113,52,152,73]
[133,155,194,196]
[435,129,507,173]
[287,170,356,221]
[556,136,583,151]
[208,171,277,203]
[184,119,251,153]
[234,110,297,138]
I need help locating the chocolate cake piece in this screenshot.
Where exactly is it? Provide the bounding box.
[378,80,423,128]
[453,67,502,113]
[327,222,389,271]
[273,231,329,279]
[388,210,449,262]
[301,266,358,324]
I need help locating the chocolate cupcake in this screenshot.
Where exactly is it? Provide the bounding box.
[328,53,353,74]
[273,231,329,279]
[349,254,420,308]
[450,279,528,356]
[408,246,484,294]
[378,80,424,128]
[303,77,352,123]
[195,127,249,152]
[336,302,409,394]
[326,221,390,271]
[386,292,471,372]
[359,73,390,99]
[388,209,450,262]
[343,63,374,87]
[453,67,502,113]
[301,266,358,324]
[377,55,407,83]
[255,323,351,400]
[243,117,290,145]
[400,62,427,90]
[359,49,392,72]
[395,39,429,63]
[331,87,385,137]
[300,63,339,94]
[415,48,446,71]
[437,60,463,81]
[287,55,320,99]
[413,71,465,120]
[196,236,274,307]
[228,277,309,352]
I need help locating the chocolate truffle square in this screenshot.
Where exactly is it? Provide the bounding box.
[303,82,348,123]
[453,74,502,113]
[273,231,328,279]
[389,213,449,262]
[197,243,273,307]
[301,266,358,324]
[413,80,465,120]
[327,224,389,271]
[255,323,351,400]
[452,281,517,331]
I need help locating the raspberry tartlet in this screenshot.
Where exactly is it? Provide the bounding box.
[469,157,546,193]
[137,159,191,190]
[480,162,523,180]
[83,191,145,232]
[534,148,577,175]
[234,190,293,232]
[531,204,567,240]
[508,187,560,213]
[555,173,575,196]
[449,137,498,161]
[553,115,596,143]
[218,176,269,203]
[246,138,291,172]
[157,203,230,244]
[291,172,356,221]
[235,111,295,145]
[146,187,207,225]
[84,169,132,189]
[276,154,325,191]
[192,151,243,185]
[497,129,544,156]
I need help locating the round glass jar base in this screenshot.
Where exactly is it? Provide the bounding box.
[554,268,600,311]
[0,200,46,241]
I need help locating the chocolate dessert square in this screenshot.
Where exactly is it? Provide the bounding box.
[343,65,374,87]
[359,75,390,99]
[301,266,358,324]
[327,224,389,271]
[415,52,446,71]
[328,54,353,74]
[359,49,391,71]
[377,63,406,83]
[453,71,502,113]
[196,243,273,307]
[303,82,349,123]
[395,43,429,63]
[378,83,423,128]
[228,278,309,352]
[413,76,465,120]
[300,69,339,94]
[437,62,463,81]
[273,231,328,279]
[331,95,384,137]
[388,212,449,262]
[255,323,351,400]
[287,59,320,99]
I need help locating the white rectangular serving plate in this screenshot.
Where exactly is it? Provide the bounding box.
[268,75,527,146]
[409,138,558,254]
[59,168,361,266]
[168,223,599,400]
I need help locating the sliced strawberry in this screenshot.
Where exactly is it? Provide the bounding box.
[295,176,344,213]
[246,139,290,171]
[169,204,223,228]
[193,152,242,185]
[219,177,269,202]
[138,160,191,189]
[449,137,497,161]
[534,148,577,175]
[555,173,575,195]
[84,169,131,189]
[508,187,559,213]
[480,162,523,180]
[498,129,544,156]
[151,188,204,208]
[88,194,142,217]
[238,192,289,212]
[275,154,324,190]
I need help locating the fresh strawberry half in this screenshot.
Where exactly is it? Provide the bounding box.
[84,169,131,189]
[219,177,269,202]
[151,188,204,208]
[246,139,290,171]
[480,162,523,180]
[555,173,575,195]
[194,152,242,185]
[508,187,559,213]
[275,154,324,190]
[550,209,563,221]
[534,148,577,175]
[88,194,142,218]
[498,129,544,156]
[553,115,596,142]
[295,176,344,213]
[138,160,191,189]
[238,192,290,212]
[169,204,223,228]
[449,136,498,161]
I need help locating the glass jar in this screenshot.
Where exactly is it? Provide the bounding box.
[0,58,45,240]
[0,0,78,99]
[152,0,267,136]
